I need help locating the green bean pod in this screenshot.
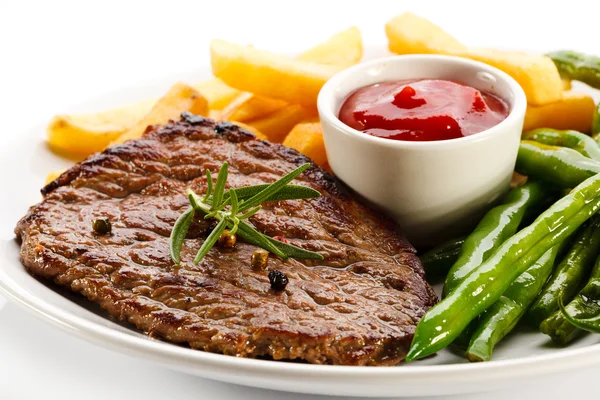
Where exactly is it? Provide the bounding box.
[522,128,600,161]
[547,50,600,89]
[466,243,564,362]
[592,103,600,141]
[405,173,600,362]
[540,236,600,344]
[419,237,465,281]
[516,141,600,188]
[529,215,600,327]
[443,182,552,298]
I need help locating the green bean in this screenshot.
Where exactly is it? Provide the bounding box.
[466,243,564,361]
[516,141,600,188]
[547,50,600,89]
[522,128,600,161]
[443,182,552,298]
[405,173,600,362]
[540,228,600,344]
[419,237,465,281]
[528,215,600,328]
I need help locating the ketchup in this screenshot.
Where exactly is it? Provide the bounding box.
[338,79,509,142]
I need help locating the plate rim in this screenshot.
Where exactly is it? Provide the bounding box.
[3,61,600,397]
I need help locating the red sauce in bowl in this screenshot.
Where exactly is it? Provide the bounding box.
[338,79,509,142]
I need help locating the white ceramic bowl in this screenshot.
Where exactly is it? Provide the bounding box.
[318,55,527,246]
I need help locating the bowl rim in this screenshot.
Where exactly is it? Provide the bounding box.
[317,54,527,150]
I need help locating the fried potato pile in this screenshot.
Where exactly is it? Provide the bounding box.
[46,27,362,183]
[46,16,597,185]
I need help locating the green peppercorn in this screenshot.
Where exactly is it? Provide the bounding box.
[251,249,269,270]
[217,229,237,248]
[92,217,112,235]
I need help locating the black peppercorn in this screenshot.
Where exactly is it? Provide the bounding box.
[92,217,112,235]
[268,270,288,291]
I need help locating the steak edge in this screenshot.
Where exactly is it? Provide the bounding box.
[15,116,437,366]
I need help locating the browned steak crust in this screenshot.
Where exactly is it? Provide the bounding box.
[15,115,437,366]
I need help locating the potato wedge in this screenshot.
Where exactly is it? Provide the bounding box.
[523,91,595,132]
[247,104,311,143]
[210,39,342,107]
[282,122,327,167]
[385,13,564,106]
[112,82,208,145]
[192,78,240,110]
[230,121,268,140]
[47,98,155,156]
[385,13,466,55]
[219,27,363,123]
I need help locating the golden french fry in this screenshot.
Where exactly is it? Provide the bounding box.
[523,92,595,132]
[47,99,155,156]
[193,78,240,110]
[385,13,466,55]
[210,39,342,108]
[220,27,363,123]
[246,104,311,143]
[464,48,564,106]
[385,13,564,106]
[112,82,208,145]
[45,170,65,185]
[220,92,288,122]
[282,122,327,167]
[230,121,268,140]
[296,26,363,67]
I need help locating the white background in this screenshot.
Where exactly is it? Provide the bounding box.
[2,0,600,398]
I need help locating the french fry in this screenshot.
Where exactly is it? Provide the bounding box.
[230,121,268,140]
[282,122,327,167]
[210,39,342,108]
[523,92,595,132]
[385,13,466,55]
[463,48,564,106]
[385,13,564,106]
[246,104,311,143]
[47,98,155,156]
[220,27,363,123]
[112,82,208,145]
[192,78,240,110]
[220,92,288,122]
[45,170,64,185]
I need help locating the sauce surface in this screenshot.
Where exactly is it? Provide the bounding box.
[338,79,509,142]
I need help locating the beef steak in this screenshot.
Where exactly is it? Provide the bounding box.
[15,115,437,366]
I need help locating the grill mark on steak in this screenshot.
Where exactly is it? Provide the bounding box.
[16,116,437,366]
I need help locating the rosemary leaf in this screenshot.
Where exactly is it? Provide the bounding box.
[237,205,262,220]
[238,163,310,212]
[169,207,195,265]
[225,184,320,203]
[263,235,324,260]
[203,169,213,202]
[230,188,239,216]
[236,221,288,259]
[211,162,228,210]
[194,217,227,264]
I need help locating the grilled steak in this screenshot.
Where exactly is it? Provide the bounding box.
[15,115,437,366]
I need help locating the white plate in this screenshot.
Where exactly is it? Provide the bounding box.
[2,58,600,398]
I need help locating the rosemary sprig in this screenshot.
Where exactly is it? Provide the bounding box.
[169,162,324,264]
